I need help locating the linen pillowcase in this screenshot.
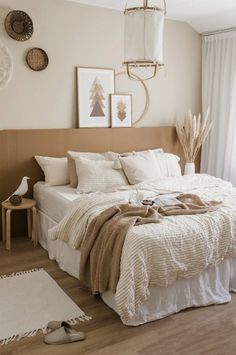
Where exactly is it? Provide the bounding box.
[119,150,162,185]
[152,152,182,177]
[75,157,128,193]
[67,151,118,188]
[35,156,69,186]
[113,148,163,170]
[134,148,163,156]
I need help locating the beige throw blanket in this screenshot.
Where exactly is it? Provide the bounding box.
[79,194,222,295]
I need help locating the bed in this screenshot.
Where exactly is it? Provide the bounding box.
[34,175,236,326]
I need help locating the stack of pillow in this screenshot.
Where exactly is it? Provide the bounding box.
[35,148,182,193]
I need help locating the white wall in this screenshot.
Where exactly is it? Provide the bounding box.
[0,0,201,129]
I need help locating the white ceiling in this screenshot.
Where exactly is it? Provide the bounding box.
[68,0,236,33]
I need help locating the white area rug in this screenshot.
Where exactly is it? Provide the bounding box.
[0,269,91,345]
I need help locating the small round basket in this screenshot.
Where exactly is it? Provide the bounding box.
[26,48,49,71]
[5,10,33,41]
[9,195,22,206]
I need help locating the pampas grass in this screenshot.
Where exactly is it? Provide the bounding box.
[176,108,212,163]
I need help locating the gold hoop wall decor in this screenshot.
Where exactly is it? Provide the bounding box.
[115,71,149,127]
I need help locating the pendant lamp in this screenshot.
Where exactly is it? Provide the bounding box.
[124,0,166,80]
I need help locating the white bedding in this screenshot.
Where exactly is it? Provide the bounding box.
[34,175,236,326]
[34,182,78,222]
[36,209,236,326]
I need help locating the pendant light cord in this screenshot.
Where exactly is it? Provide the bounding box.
[125,0,167,13]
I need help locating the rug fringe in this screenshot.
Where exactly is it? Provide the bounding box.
[1,326,47,345]
[0,268,43,280]
[66,314,92,325]
[1,315,92,346]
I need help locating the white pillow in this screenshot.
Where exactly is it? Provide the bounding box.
[134,148,163,155]
[119,150,162,185]
[35,156,69,186]
[113,148,163,170]
[67,150,118,188]
[152,152,182,177]
[75,157,128,193]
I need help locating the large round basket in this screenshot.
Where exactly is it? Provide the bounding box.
[5,10,33,41]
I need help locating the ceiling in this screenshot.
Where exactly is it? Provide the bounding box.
[68,0,236,33]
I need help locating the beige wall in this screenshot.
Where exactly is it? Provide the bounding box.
[0,0,201,129]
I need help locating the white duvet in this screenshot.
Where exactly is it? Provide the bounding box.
[49,174,236,324]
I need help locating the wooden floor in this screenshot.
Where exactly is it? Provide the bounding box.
[0,238,236,355]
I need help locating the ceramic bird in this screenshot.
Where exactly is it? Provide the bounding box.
[7,176,30,200]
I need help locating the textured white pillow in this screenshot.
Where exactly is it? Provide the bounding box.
[67,150,118,188]
[75,157,128,193]
[152,152,182,177]
[113,148,163,170]
[119,150,162,185]
[134,148,163,155]
[35,156,69,186]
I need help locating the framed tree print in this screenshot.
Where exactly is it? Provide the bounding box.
[77,67,115,128]
[110,94,132,128]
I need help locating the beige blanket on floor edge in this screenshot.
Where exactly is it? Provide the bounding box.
[79,194,222,294]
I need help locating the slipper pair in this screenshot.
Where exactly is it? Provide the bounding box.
[44,321,86,345]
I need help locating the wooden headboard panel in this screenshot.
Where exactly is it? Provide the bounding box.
[0,127,201,202]
[0,127,200,237]
[1,127,180,200]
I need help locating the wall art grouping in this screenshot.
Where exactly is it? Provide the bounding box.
[77,67,133,128]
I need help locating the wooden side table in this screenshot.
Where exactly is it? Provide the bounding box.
[1,198,37,250]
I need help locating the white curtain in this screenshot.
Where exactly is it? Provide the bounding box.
[201,31,236,186]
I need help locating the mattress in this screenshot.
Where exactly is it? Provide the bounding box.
[34,182,78,223]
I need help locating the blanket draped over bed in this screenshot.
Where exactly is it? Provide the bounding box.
[49,175,236,324]
[79,194,222,295]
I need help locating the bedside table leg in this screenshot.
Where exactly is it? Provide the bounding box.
[2,207,6,242]
[6,209,12,251]
[32,207,37,247]
[27,209,32,239]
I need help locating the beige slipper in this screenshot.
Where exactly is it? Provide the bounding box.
[47,320,72,331]
[44,326,86,345]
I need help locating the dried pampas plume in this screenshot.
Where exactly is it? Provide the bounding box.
[176,108,212,163]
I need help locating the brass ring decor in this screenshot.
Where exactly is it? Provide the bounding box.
[115,71,149,127]
[5,10,33,41]
[26,48,49,71]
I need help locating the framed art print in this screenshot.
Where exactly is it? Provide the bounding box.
[110,94,132,128]
[77,67,115,128]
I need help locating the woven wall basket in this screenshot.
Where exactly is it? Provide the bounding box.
[26,48,49,71]
[5,10,33,41]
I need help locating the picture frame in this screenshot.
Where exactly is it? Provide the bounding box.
[77,67,115,128]
[110,94,132,128]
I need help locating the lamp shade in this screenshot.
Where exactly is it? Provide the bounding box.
[124,9,164,64]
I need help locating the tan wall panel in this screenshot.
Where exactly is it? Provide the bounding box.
[0,127,200,238]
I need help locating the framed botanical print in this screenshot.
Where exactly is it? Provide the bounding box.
[77,67,115,128]
[110,94,132,128]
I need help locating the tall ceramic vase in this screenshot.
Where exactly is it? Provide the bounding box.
[184,162,195,175]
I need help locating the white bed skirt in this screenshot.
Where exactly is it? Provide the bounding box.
[37,210,236,326]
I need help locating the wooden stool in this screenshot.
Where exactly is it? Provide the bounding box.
[1,198,37,250]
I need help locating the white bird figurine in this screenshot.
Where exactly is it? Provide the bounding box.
[7,176,30,201]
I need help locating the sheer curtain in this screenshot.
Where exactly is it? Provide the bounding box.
[201,31,236,186]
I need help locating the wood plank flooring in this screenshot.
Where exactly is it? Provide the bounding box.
[0,237,236,355]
